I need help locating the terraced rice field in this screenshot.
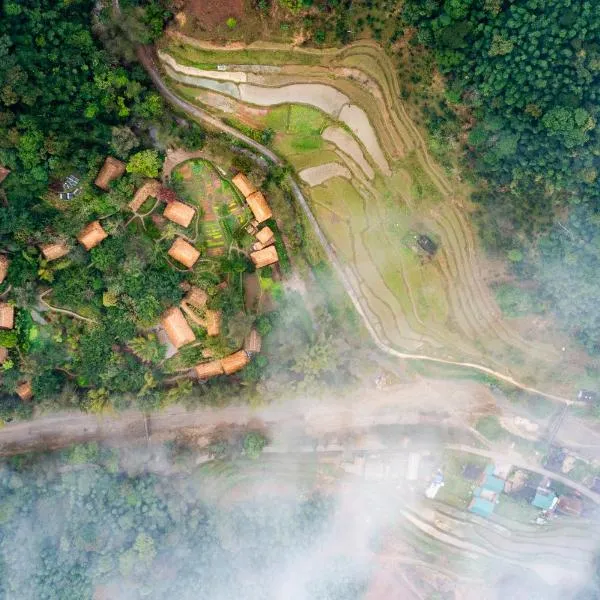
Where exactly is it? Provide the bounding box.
[172,159,250,253]
[157,34,589,392]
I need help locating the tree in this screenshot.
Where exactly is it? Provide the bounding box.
[110,126,139,159]
[127,334,165,364]
[243,431,267,459]
[126,149,162,178]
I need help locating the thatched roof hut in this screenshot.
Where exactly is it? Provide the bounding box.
[40,242,69,262]
[129,180,162,212]
[185,286,208,310]
[94,157,126,191]
[195,360,224,379]
[246,191,272,223]
[232,173,257,198]
[0,255,9,284]
[0,303,14,329]
[221,350,249,375]
[78,221,108,251]
[168,238,200,269]
[164,200,196,228]
[250,245,279,268]
[205,310,221,337]
[0,347,8,364]
[244,329,262,354]
[256,226,274,246]
[0,166,10,185]
[161,306,196,349]
[16,381,32,402]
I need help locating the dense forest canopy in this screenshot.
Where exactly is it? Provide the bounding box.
[402,0,600,355]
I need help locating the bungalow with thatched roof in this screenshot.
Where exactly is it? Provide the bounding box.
[195,360,224,379]
[164,200,196,228]
[94,156,126,191]
[232,172,257,198]
[256,226,274,246]
[161,306,196,349]
[0,303,14,329]
[40,242,69,262]
[77,221,108,251]
[250,245,279,268]
[185,287,208,310]
[16,381,33,402]
[246,191,272,223]
[168,238,200,269]
[0,166,10,185]
[0,347,8,364]
[0,255,8,284]
[129,180,162,212]
[244,329,262,355]
[221,350,249,375]
[204,310,221,337]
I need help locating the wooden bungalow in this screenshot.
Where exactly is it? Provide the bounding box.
[0,166,10,185]
[244,329,262,355]
[78,221,108,251]
[246,191,272,223]
[256,226,274,247]
[232,172,257,198]
[0,303,14,329]
[250,245,279,268]
[168,238,200,269]
[40,242,69,262]
[94,156,126,191]
[0,255,8,284]
[195,360,224,379]
[129,180,162,212]
[163,200,196,228]
[16,381,33,402]
[221,350,249,375]
[0,347,8,364]
[161,306,196,349]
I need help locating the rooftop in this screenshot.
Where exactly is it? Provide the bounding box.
[168,238,200,269]
[246,191,272,223]
[163,200,196,228]
[94,156,126,191]
[77,221,108,251]
[161,306,196,349]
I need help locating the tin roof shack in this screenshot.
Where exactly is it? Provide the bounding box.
[468,464,506,518]
[417,234,438,257]
[531,487,558,511]
[557,495,583,517]
[577,389,597,403]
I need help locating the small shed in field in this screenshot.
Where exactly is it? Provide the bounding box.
[246,191,272,223]
[168,238,200,268]
[250,246,279,268]
[195,360,224,379]
[164,200,196,228]
[0,303,14,329]
[94,157,126,191]
[232,172,257,198]
[221,350,249,375]
[161,306,196,349]
[0,255,9,284]
[40,242,69,262]
[78,221,108,251]
[16,381,33,402]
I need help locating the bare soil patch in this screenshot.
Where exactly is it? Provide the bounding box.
[185,0,244,29]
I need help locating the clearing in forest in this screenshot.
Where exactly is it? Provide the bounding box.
[157,35,592,394]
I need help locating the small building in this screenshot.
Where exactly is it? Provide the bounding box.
[195,360,224,379]
[40,242,69,262]
[161,306,196,349]
[232,172,257,198]
[531,487,558,511]
[246,191,272,223]
[77,221,108,251]
[417,234,438,256]
[256,226,275,247]
[250,246,279,268]
[468,464,505,518]
[221,350,249,375]
[0,255,9,284]
[0,166,10,185]
[244,329,262,355]
[168,238,200,269]
[577,389,597,403]
[16,381,32,402]
[557,495,583,517]
[129,180,162,212]
[425,470,445,499]
[0,303,14,329]
[0,347,8,364]
[163,200,196,228]
[468,497,496,518]
[204,310,221,337]
[94,156,126,191]
[184,287,208,310]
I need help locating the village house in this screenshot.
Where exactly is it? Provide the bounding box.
[221,350,249,375]
[161,306,196,349]
[531,486,558,511]
[129,180,162,212]
[16,381,33,402]
[0,347,8,364]
[246,191,272,223]
[168,238,200,268]
[0,303,14,329]
[468,464,506,518]
[250,245,279,268]
[252,226,275,251]
[244,329,262,355]
[195,360,224,379]
[232,172,257,198]
[0,255,9,284]
[163,200,196,228]
[94,156,126,191]
[77,221,108,251]
[40,242,69,262]
[557,495,583,517]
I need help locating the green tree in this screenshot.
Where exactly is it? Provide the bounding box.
[243,431,267,459]
[126,149,162,178]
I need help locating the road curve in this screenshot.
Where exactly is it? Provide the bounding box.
[137,46,575,406]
